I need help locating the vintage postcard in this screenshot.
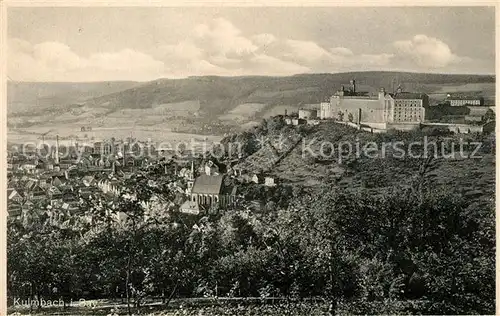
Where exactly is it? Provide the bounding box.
[2,2,497,316]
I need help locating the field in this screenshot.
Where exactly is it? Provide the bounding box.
[218,103,268,122]
[8,125,222,151]
[8,72,495,135]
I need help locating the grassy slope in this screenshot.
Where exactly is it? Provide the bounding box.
[83,72,494,112]
[232,120,495,203]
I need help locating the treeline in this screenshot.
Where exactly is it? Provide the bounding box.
[7,168,495,315]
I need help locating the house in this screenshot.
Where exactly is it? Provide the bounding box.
[179,200,201,215]
[232,167,243,177]
[292,118,306,126]
[447,94,484,106]
[98,179,122,195]
[298,109,318,119]
[264,176,276,187]
[38,180,50,190]
[93,141,115,156]
[29,184,47,200]
[77,156,93,169]
[240,173,253,183]
[21,162,37,172]
[52,175,68,187]
[190,174,237,208]
[24,179,38,192]
[61,190,79,206]
[7,188,24,203]
[251,173,265,184]
[82,175,95,187]
[204,160,220,176]
[8,202,22,217]
[44,162,54,171]
[464,115,483,123]
[58,159,77,170]
[79,185,99,198]
[7,163,20,172]
[178,162,195,180]
[46,186,63,200]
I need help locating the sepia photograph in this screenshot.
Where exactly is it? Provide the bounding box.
[3,4,497,315]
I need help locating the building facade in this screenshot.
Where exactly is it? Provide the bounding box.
[298,109,318,119]
[448,95,484,107]
[325,88,394,125]
[319,81,429,128]
[319,102,333,119]
[392,92,429,123]
[190,174,236,208]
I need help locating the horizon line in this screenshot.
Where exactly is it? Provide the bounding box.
[7,70,496,84]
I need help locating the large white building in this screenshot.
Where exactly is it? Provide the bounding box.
[319,81,429,130]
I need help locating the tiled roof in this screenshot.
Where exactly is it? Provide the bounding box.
[393,92,427,100]
[82,175,95,183]
[192,175,224,195]
[447,94,483,100]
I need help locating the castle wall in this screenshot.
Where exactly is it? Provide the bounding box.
[331,96,387,123]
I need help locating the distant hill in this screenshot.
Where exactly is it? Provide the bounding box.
[7,72,495,134]
[7,81,140,115]
[81,72,495,113]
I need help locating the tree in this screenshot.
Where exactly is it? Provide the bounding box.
[337,111,344,121]
[483,108,495,123]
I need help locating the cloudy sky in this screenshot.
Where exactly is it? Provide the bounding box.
[8,7,495,82]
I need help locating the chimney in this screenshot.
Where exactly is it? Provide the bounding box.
[285,109,288,117]
[191,160,194,179]
[350,79,356,94]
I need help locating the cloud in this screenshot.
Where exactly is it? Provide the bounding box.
[9,38,165,81]
[329,47,354,56]
[281,40,332,63]
[393,34,462,68]
[8,20,491,82]
[32,42,85,71]
[153,18,309,77]
[258,38,393,72]
[156,41,203,62]
[191,17,258,58]
[252,33,277,47]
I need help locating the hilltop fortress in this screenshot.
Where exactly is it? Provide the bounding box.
[318,79,429,131]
